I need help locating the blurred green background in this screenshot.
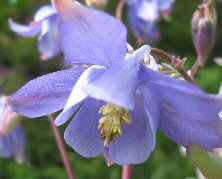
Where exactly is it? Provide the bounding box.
[0,0,221,178]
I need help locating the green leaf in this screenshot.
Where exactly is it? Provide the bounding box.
[187,144,222,179]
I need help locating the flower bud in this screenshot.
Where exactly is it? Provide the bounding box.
[85,0,109,9]
[0,95,19,136]
[191,1,217,66]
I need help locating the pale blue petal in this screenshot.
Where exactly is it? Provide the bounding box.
[139,64,222,150]
[8,67,85,118]
[109,86,160,165]
[38,15,61,59]
[54,65,105,126]
[64,98,104,157]
[34,5,57,22]
[56,1,127,66]
[83,58,140,109]
[9,19,41,37]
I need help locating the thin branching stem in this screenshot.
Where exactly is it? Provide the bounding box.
[151,48,196,84]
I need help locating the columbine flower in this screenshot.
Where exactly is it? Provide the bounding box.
[126,0,175,42]
[0,95,19,135]
[8,0,222,165]
[0,124,27,164]
[9,4,60,60]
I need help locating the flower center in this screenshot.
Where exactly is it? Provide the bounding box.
[98,103,132,147]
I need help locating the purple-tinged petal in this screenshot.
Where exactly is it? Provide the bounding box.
[38,15,61,60]
[55,65,105,126]
[34,5,57,22]
[64,98,104,157]
[139,64,222,150]
[9,19,41,37]
[0,124,26,163]
[55,0,127,67]
[0,135,12,158]
[83,59,138,109]
[109,86,160,165]
[10,124,27,163]
[8,67,85,118]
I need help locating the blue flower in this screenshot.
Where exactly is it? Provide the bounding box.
[8,0,222,165]
[9,5,60,60]
[0,124,27,164]
[126,0,175,42]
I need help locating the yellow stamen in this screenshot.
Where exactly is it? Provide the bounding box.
[98,103,132,147]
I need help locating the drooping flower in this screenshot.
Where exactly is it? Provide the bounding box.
[191,0,216,66]
[126,0,175,43]
[0,95,19,136]
[9,4,60,60]
[8,0,222,165]
[0,124,27,164]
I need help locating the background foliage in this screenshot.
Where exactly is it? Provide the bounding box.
[0,0,221,178]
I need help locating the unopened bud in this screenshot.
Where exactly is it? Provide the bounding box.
[85,0,109,9]
[0,96,19,136]
[191,1,217,66]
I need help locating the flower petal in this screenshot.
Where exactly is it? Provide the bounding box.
[0,124,26,163]
[34,5,57,22]
[38,15,61,60]
[64,98,104,157]
[140,64,222,150]
[55,0,127,66]
[54,65,106,126]
[8,67,85,118]
[9,19,41,37]
[109,86,160,165]
[83,57,141,109]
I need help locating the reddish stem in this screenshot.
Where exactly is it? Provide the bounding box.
[122,165,132,179]
[48,114,75,179]
[116,0,126,20]
[151,48,196,84]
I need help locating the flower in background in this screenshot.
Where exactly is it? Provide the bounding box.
[126,0,175,43]
[8,0,222,165]
[0,95,26,164]
[191,0,216,66]
[0,124,27,164]
[0,95,19,135]
[9,5,61,60]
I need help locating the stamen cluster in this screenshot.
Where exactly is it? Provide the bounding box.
[98,103,132,147]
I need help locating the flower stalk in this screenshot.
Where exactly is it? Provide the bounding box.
[122,164,132,179]
[48,114,75,179]
[116,0,126,20]
[151,48,196,84]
